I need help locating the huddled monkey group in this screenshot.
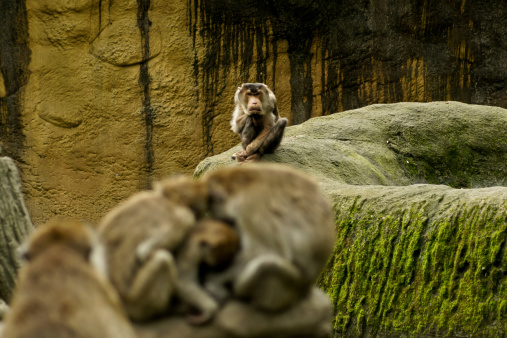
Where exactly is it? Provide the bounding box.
[1,85,334,338]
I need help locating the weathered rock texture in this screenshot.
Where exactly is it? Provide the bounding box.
[195,102,507,336]
[0,0,506,224]
[196,101,507,189]
[322,184,507,337]
[0,157,33,303]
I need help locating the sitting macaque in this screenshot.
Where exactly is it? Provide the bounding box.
[230,83,288,163]
[160,164,335,318]
[2,219,137,338]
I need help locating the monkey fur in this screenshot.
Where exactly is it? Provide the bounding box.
[98,180,240,325]
[161,164,335,316]
[174,219,240,325]
[2,219,137,338]
[230,83,288,163]
[98,188,195,321]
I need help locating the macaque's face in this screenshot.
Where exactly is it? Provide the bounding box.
[237,83,270,115]
[193,220,240,268]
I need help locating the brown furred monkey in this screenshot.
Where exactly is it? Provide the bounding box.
[230,83,289,163]
[97,181,240,324]
[2,219,137,338]
[150,176,241,324]
[98,187,195,321]
[161,164,335,315]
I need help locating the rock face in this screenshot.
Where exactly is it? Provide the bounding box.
[322,184,507,337]
[197,101,507,188]
[195,102,507,336]
[0,1,506,224]
[0,157,33,303]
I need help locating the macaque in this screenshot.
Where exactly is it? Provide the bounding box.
[161,164,335,315]
[98,182,240,324]
[2,219,137,338]
[98,188,195,321]
[230,83,288,163]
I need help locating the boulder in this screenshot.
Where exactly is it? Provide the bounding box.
[195,101,507,336]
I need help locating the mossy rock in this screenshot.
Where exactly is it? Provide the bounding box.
[0,157,34,303]
[195,102,507,337]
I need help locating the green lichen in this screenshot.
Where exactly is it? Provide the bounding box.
[318,197,507,337]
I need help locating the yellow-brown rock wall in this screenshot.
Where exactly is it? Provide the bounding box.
[0,0,505,224]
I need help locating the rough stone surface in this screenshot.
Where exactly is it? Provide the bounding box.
[196,101,507,189]
[90,18,162,66]
[322,184,507,337]
[0,73,6,98]
[0,157,33,303]
[0,1,506,225]
[195,102,507,336]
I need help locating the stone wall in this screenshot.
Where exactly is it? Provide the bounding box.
[0,0,505,224]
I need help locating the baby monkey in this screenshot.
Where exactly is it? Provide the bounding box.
[230,83,288,163]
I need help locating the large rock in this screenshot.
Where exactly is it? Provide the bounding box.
[195,102,507,336]
[0,1,506,224]
[196,101,507,188]
[0,157,33,303]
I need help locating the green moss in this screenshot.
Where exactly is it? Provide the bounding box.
[318,197,507,337]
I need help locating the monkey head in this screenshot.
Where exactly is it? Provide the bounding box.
[234,83,277,117]
[230,82,279,135]
[5,218,137,338]
[158,176,209,217]
[19,219,97,264]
